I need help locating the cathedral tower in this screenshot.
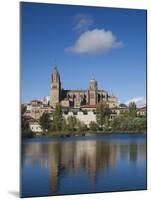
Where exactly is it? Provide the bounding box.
[89,78,98,105]
[50,65,61,107]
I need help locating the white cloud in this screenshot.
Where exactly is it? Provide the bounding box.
[65,29,122,54]
[125,96,146,108]
[73,14,94,32]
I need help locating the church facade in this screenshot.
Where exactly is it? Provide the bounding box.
[50,65,118,109]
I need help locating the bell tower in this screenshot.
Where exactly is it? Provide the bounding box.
[50,65,61,107]
[89,78,98,105]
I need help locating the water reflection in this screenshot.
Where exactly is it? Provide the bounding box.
[21,135,146,196]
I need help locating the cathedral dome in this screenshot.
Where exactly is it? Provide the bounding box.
[89,77,97,90]
[90,77,96,82]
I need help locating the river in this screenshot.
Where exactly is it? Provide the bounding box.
[21,133,146,197]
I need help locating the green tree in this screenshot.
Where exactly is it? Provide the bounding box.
[67,116,77,132]
[111,115,122,131]
[96,102,110,128]
[111,114,147,132]
[21,104,27,115]
[39,112,51,133]
[21,118,34,138]
[89,121,99,132]
[52,104,63,131]
[76,119,87,133]
[128,102,137,118]
[62,117,68,132]
[133,117,147,131]
[104,115,110,131]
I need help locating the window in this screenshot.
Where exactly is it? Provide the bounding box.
[52,85,57,89]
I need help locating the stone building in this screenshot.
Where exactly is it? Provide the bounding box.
[22,65,147,129]
[24,100,54,120]
[137,106,146,116]
[50,65,118,109]
[29,120,42,133]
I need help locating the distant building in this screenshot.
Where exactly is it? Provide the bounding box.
[29,120,42,133]
[63,111,96,127]
[43,96,50,105]
[50,65,118,109]
[22,115,42,133]
[137,106,146,116]
[22,64,146,129]
[63,110,119,127]
[24,99,54,120]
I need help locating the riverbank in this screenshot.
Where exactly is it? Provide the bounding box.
[22,129,146,139]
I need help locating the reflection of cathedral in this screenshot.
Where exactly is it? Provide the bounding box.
[22,140,146,195]
[50,65,118,108]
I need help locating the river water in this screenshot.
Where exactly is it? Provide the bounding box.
[21,134,146,197]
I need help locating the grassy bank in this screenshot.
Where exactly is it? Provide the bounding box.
[22,129,146,139]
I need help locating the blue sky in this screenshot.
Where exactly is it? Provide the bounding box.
[21,2,146,105]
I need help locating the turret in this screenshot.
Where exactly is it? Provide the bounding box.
[89,78,98,105]
[50,65,61,107]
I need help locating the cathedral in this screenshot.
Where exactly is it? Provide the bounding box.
[50,65,118,109]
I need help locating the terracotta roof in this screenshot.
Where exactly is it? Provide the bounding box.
[111,107,128,110]
[23,116,37,122]
[81,105,96,108]
[65,90,87,93]
[31,100,43,104]
[106,100,117,103]
[137,106,146,111]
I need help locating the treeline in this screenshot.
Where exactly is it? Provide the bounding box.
[111,115,146,132]
[39,104,87,136]
[111,102,146,132]
[39,102,146,136]
[39,102,111,136]
[21,105,34,138]
[21,102,146,138]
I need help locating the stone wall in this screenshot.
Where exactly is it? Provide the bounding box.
[63,111,96,127]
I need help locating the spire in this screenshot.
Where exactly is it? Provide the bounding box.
[92,74,95,80]
[90,74,96,82]
[51,63,60,83]
[52,63,59,75]
[51,58,58,72]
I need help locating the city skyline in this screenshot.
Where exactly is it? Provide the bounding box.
[21,2,146,106]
